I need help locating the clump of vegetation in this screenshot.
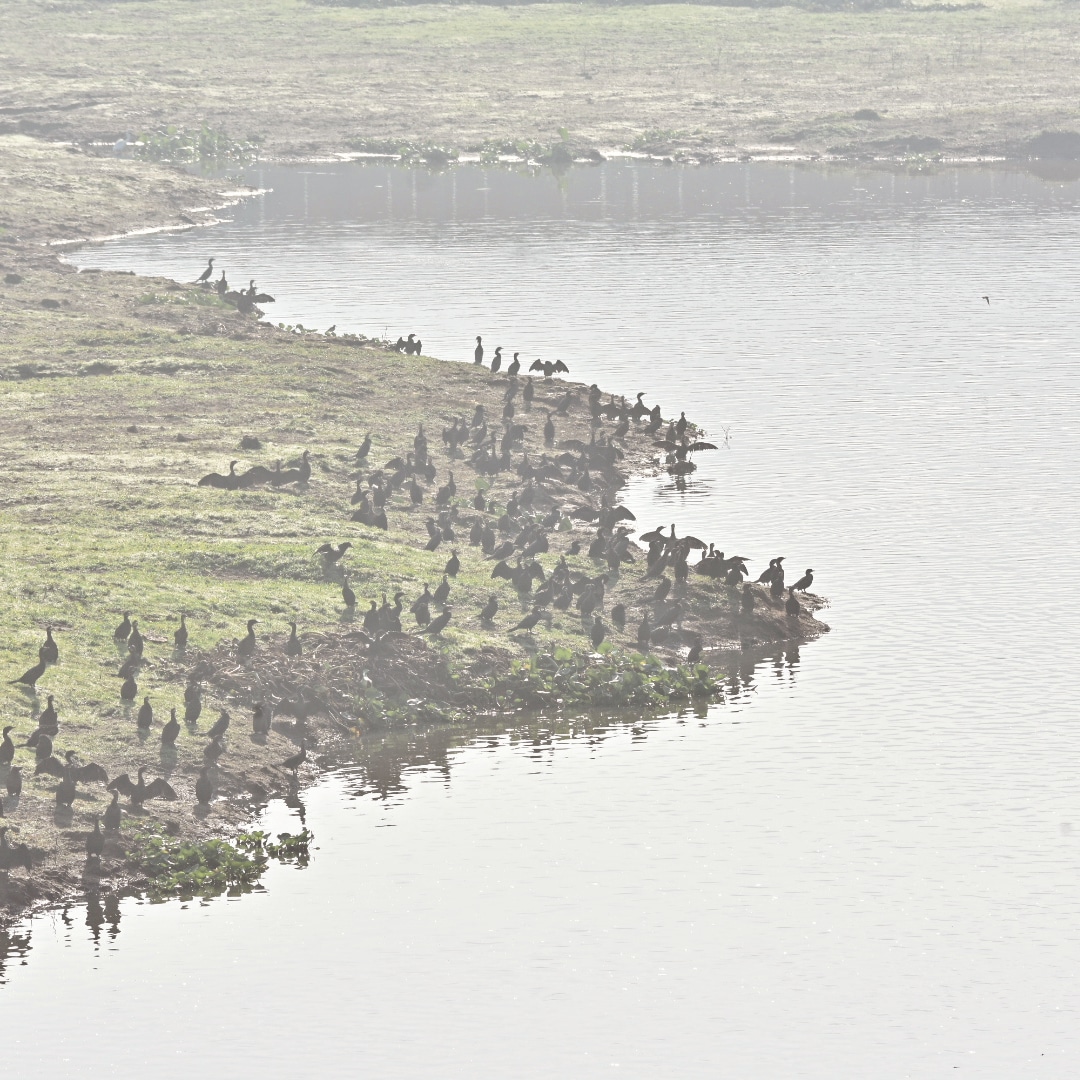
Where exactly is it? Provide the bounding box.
[484,649,722,710]
[134,828,313,900]
[130,124,262,165]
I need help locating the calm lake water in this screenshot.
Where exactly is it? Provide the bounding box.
[5,162,1080,1078]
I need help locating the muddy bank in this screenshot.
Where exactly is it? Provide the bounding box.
[0,136,826,919]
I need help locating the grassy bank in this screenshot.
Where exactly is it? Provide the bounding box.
[0,0,1077,162]
[0,135,826,916]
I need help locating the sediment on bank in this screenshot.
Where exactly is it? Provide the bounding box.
[0,138,826,919]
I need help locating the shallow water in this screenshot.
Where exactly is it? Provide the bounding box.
[6,162,1080,1078]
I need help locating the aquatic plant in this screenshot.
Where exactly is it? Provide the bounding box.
[134,828,314,900]
[130,124,262,165]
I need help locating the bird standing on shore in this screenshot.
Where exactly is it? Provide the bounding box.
[474,336,484,365]
[195,258,214,284]
[791,569,814,592]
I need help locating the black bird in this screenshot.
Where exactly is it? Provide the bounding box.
[279,743,307,773]
[103,789,122,832]
[444,551,460,577]
[86,817,105,859]
[236,619,258,660]
[6,766,22,798]
[118,647,142,679]
[474,336,484,365]
[161,708,180,747]
[114,611,133,642]
[357,433,372,462]
[0,726,14,765]
[174,613,188,649]
[194,258,215,284]
[507,352,521,377]
[35,694,58,736]
[285,621,303,657]
[12,658,46,688]
[195,767,214,806]
[184,681,202,726]
[317,541,353,564]
[544,413,555,448]
[204,736,225,765]
[108,767,178,806]
[206,709,231,741]
[137,696,154,730]
[342,574,356,610]
[510,609,545,633]
[128,621,144,657]
[39,626,58,665]
[653,578,671,604]
[611,603,626,631]
[33,734,53,763]
[590,617,607,650]
[419,608,452,637]
[741,584,755,614]
[479,595,499,625]
[252,703,271,736]
[686,639,703,664]
[120,673,137,701]
[491,347,503,374]
[433,576,451,605]
[198,460,240,489]
[791,569,814,592]
[785,589,803,616]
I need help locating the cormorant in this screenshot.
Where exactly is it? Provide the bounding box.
[86,817,105,859]
[252,703,271,736]
[285,621,303,657]
[741,584,755,614]
[0,726,14,765]
[444,551,460,577]
[128,621,144,657]
[786,590,803,617]
[206,709,231,741]
[12,658,46,687]
[510,609,545,633]
[279,743,307,773]
[39,627,58,665]
[6,766,22,798]
[204,736,225,765]
[137,696,154,730]
[433,576,451,605]
[590,617,607,650]
[507,353,521,377]
[195,767,214,806]
[357,433,372,461]
[474,336,484,365]
[195,258,214,284]
[103,789,122,832]
[317,541,353,564]
[419,608,452,636]
[184,681,202,726]
[236,619,258,660]
[791,569,814,592]
[174,613,188,649]
[342,575,356,609]
[479,595,499,624]
[108,767,178,805]
[114,612,133,641]
[687,640,702,664]
[0,827,31,871]
[491,347,503,374]
[544,413,555,447]
[120,673,137,701]
[198,460,240,489]
[611,603,626,631]
[161,708,180,747]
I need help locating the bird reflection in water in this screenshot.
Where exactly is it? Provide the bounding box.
[0,923,31,984]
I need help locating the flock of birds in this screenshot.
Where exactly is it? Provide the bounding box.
[0,260,818,876]
[0,614,308,872]
[194,258,275,314]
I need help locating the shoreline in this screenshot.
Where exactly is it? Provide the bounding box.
[0,135,827,923]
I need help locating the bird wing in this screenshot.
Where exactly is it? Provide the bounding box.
[35,756,65,777]
[687,441,718,452]
[610,507,636,521]
[146,778,178,801]
[76,763,110,784]
[108,773,137,797]
[529,359,543,371]
[554,360,569,373]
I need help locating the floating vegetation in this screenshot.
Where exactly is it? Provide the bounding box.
[135,828,313,900]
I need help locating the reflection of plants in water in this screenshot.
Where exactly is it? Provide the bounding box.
[134,828,313,901]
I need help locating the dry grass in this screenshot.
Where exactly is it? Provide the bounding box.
[0,0,1077,161]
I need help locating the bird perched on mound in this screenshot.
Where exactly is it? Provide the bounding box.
[285,621,303,657]
[236,619,258,660]
[791,569,814,592]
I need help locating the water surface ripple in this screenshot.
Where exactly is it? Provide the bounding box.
[4,163,1077,1078]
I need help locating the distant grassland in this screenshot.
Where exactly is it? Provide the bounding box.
[0,0,1077,159]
